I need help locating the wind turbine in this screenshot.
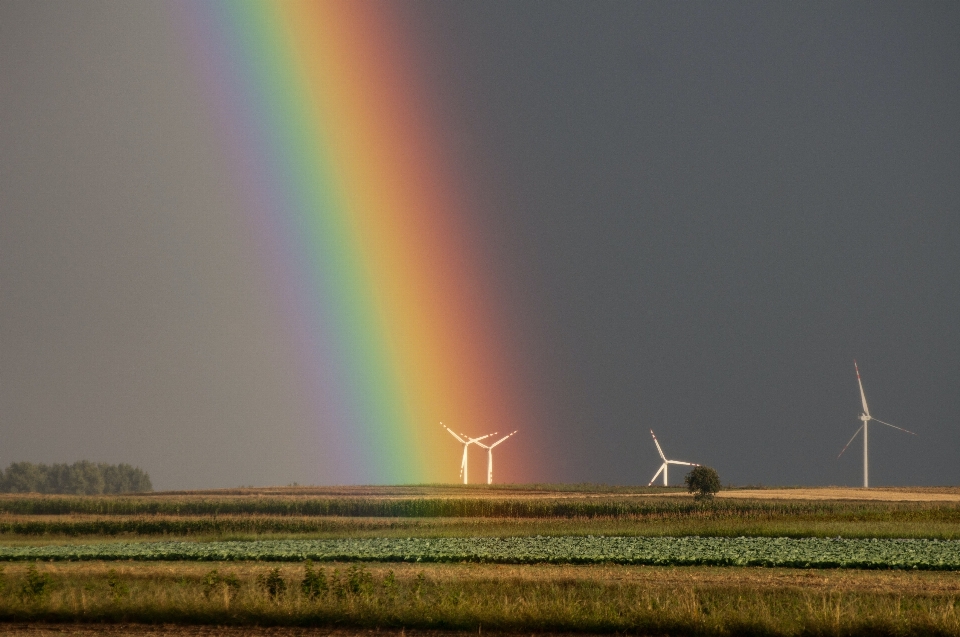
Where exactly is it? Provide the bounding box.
[476,431,517,484]
[442,423,494,484]
[647,430,698,486]
[837,361,916,488]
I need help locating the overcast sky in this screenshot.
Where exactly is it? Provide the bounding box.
[1,1,958,489]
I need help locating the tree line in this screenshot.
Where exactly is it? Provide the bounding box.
[0,461,152,494]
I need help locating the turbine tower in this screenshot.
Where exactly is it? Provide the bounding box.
[647,430,698,486]
[442,423,494,484]
[837,361,917,488]
[476,431,517,484]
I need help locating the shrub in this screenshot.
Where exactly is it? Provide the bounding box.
[19,563,52,602]
[685,466,721,501]
[383,570,397,596]
[330,568,346,599]
[413,571,427,598]
[346,564,373,596]
[301,560,327,599]
[256,567,286,601]
[202,569,241,600]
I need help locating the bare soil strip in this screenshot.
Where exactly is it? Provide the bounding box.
[717,488,960,502]
[0,626,527,637]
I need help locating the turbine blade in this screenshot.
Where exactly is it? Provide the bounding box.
[466,433,495,444]
[650,430,667,461]
[667,461,695,466]
[648,464,665,487]
[837,424,864,459]
[855,361,870,418]
[443,423,466,444]
[489,431,518,448]
[871,417,917,436]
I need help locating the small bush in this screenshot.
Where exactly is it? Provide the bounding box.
[413,571,427,598]
[256,567,286,601]
[19,563,52,602]
[301,560,327,599]
[685,466,722,501]
[202,569,240,601]
[382,570,397,596]
[346,564,373,596]
[330,568,346,599]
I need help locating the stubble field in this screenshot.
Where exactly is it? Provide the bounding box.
[1,485,959,635]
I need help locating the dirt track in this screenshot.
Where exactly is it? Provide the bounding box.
[7,485,959,503]
[717,487,960,502]
[0,628,500,637]
[150,485,960,501]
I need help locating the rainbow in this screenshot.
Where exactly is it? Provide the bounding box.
[174,1,534,484]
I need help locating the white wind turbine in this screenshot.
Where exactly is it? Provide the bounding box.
[476,430,517,484]
[442,423,494,484]
[837,361,916,488]
[647,430,698,486]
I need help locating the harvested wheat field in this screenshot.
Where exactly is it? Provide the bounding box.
[718,487,960,502]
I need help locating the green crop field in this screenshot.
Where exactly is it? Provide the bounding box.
[3,536,960,570]
[1,485,959,635]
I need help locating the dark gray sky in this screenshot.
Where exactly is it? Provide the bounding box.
[2,1,958,489]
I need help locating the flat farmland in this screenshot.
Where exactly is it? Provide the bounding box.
[3,485,960,541]
[1,485,959,635]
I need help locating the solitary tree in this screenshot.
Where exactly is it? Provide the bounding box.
[684,466,721,501]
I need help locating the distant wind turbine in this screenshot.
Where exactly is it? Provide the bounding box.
[476,431,517,484]
[648,430,698,486]
[442,423,494,484]
[837,361,916,488]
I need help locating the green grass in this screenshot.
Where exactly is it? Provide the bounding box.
[3,501,960,541]
[0,561,958,636]
[2,493,960,519]
[6,518,960,548]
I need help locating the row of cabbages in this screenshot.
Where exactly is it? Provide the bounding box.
[2,536,959,570]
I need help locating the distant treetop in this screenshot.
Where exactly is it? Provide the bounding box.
[0,461,152,494]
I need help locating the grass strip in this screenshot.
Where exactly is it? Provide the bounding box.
[3,495,960,521]
[5,514,960,541]
[2,536,960,569]
[0,561,959,636]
